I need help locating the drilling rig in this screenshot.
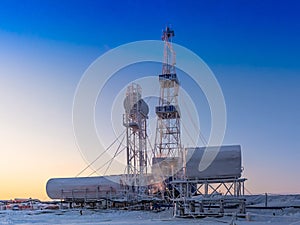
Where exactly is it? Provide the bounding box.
[152,26,183,195]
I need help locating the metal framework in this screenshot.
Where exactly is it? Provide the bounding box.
[173,197,246,218]
[123,83,148,189]
[171,178,247,217]
[47,28,249,216]
[154,26,181,160]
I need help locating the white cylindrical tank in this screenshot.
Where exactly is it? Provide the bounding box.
[185,145,242,179]
[46,175,123,200]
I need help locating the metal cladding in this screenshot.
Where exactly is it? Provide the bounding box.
[123,83,149,117]
[46,175,123,200]
[123,97,149,117]
[185,145,242,179]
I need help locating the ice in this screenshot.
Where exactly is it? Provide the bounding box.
[0,208,300,225]
[1,195,300,224]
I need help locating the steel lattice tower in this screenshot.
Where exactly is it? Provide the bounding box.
[123,83,149,188]
[153,27,182,179]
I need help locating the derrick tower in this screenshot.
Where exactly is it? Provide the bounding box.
[123,83,149,188]
[153,26,182,179]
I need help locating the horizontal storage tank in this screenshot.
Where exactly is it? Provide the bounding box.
[46,175,123,200]
[185,145,242,179]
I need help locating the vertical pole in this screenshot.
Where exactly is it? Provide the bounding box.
[126,128,130,176]
[234,180,237,196]
[60,189,63,210]
[205,182,208,196]
[71,190,74,208]
[219,199,224,214]
[144,120,147,175]
[97,186,99,209]
[133,133,136,187]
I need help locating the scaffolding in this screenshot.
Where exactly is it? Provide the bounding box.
[171,178,247,217]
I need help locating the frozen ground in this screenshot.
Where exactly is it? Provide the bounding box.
[1,195,300,225]
[1,208,300,225]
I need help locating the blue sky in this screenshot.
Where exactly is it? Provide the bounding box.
[0,0,299,199]
[1,0,299,67]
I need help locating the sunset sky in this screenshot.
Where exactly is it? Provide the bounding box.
[0,0,299,200]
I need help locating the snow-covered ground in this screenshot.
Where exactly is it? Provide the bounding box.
[246,194,300,207]
[1,208,300,225]
[0,195,300,225]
